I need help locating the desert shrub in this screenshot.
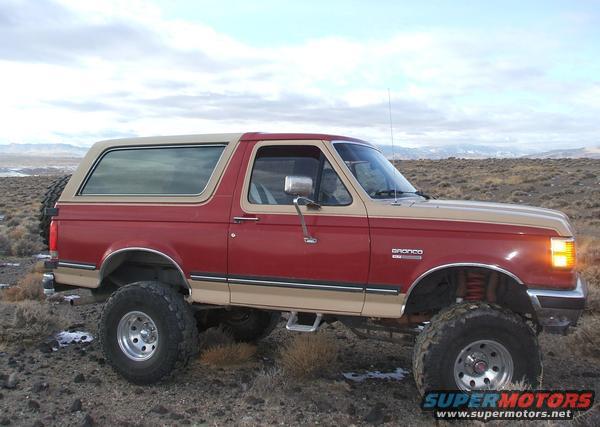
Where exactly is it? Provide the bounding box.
[279,333,338,379]
[579,238,600,314]
[5,217,20,227]
[0,233,10,255]
[498,378,532,391]
[582,266,600,315]
[31,261,46,274]
[8,226,26,240]
[580,239,600,266]
[560,315,600,359]
[0,300,68,344]
[198,326,256,366]
[11,235,43,256]
[2,273,43,301]
[248,368,284,398]
[200,342,257,366]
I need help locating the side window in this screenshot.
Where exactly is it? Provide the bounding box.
[248,145,352,206]
[81,145,225,195]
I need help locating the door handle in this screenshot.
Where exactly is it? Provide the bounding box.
[233,216,260,224]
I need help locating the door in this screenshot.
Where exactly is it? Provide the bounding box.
[228,140,370,314]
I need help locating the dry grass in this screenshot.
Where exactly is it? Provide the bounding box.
[279,333,338,379]
[573,402,600,426]
[560,315,600,359]
[0,175,55,256]
[1,272,43,301]
[198,326,256,367]
[31,261,45,274]
[579,237,600,315]
[0,233,10,255]
[0,300,68,344]
[200,342,257,366]
[247,368,284,398]
[498,378,534,391]
[541,237,600,361]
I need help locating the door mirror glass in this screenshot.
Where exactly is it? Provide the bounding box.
[284,176,313,198]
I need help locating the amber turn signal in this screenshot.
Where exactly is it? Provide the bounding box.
[551,237,575,269]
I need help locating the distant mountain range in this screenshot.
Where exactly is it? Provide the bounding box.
[378,144,533,159]
[521,146,600,159]
[379,144,600,159]
[0,142,599,160]
[0,143,88,157]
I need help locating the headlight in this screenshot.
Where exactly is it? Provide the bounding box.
[551,237,575,269]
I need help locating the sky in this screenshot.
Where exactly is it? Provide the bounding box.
[0,0,599,151]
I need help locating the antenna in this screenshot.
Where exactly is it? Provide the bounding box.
[388,88,398,203]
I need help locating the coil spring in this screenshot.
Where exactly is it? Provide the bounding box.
[465,271,486,301]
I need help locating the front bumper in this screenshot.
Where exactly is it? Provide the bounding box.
[526,275,587,334]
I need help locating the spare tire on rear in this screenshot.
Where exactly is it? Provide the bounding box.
[39,175,71,246]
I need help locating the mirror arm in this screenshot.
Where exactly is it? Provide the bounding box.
[293,196,319,244]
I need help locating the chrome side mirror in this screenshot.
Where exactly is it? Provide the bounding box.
[284,176,313,198]
[284,175,320,244]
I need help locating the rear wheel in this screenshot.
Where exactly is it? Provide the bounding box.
[412,302,541,394]
[197,308,280,343]
[220,308,280,342]
[99,281,198,384]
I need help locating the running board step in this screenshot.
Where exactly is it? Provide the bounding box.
[286,312,323,332]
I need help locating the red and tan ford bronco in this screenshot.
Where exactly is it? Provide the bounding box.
[40,132,587,393]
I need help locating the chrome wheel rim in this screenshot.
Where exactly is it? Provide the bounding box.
[117,311,159,361]
[454,339,513,390]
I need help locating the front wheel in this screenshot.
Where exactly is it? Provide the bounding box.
[99,281,198,384]
[412,302,541,394]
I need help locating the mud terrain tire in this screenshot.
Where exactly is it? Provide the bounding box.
[413,302,541,394]
[39,175,71,245]
[99,281,198,384]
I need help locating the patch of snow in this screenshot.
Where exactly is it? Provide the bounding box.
[62,295,80,302]
[342,367,409,382]
[0,283,10,289]
[1,263,20,267]
[55,331,93,347]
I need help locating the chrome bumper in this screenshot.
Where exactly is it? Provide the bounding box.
[526,275,587,334]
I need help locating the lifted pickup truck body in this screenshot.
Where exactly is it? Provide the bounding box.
[42,132,586,391]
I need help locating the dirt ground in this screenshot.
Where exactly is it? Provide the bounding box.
[1,159,599,426]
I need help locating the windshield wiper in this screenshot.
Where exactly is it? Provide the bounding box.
[415,190,433,200]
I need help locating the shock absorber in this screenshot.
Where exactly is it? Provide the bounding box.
[464,271,486,301]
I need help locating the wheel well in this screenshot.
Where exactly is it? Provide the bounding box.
[99,249,190,295]
[403,266,535,318]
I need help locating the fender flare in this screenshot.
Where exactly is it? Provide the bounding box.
[401,262,525,315]
[99,247,191,295]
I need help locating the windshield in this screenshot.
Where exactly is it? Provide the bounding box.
[333,142,417,199]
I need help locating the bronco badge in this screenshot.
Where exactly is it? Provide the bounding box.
[392,248,424,260]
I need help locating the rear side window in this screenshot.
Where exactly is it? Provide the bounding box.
[80,145,226,195]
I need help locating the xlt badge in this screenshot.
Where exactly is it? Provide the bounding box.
[392,248,423,260]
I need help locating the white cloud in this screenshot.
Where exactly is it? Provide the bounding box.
[0,0,598,150]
